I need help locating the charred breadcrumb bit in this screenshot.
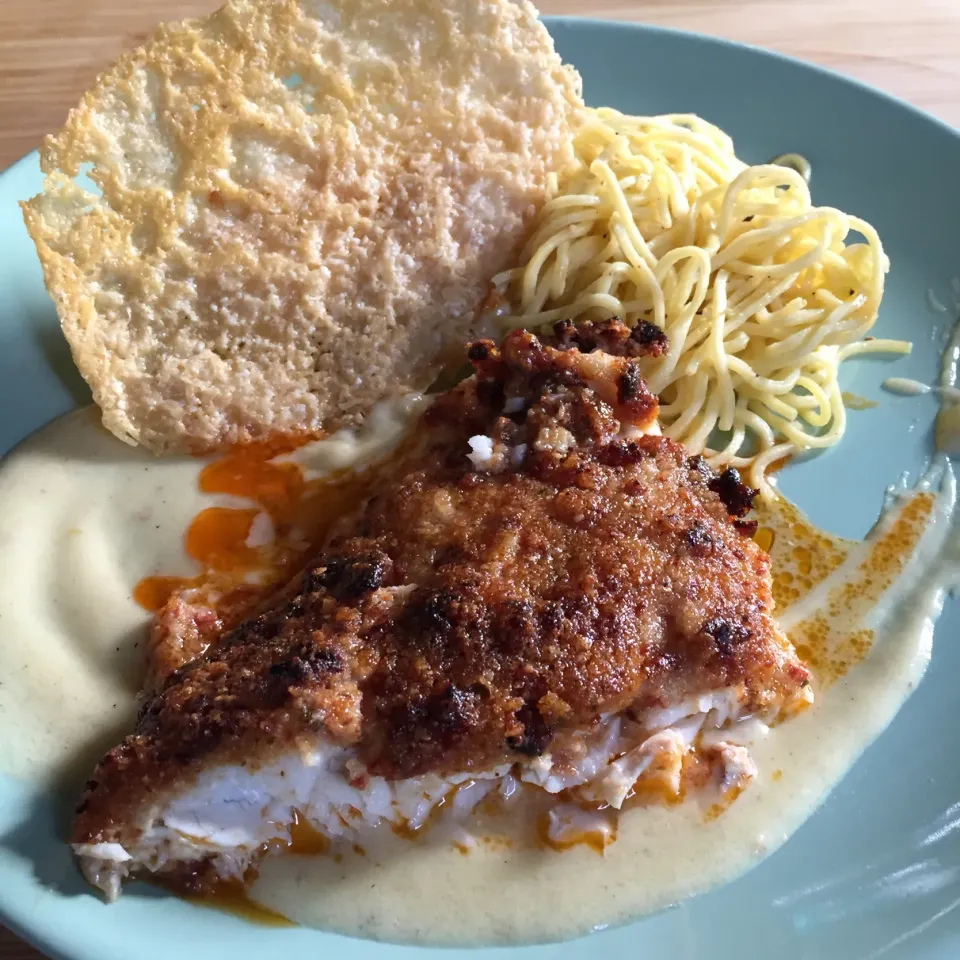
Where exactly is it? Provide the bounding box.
[475,377,506,409]
[467,341,492,363]
[686,454,715,483]
[617,362,644,404]
[629,320,669,355]
[304,554,390,599]
[269,647,344,681]
[549,317,668,359]
[709,467,758,518]
[684,522,714,553]
[703,618,752,656]
[285,598,305,618]
[506,703,552,756]
[404,589,458,640]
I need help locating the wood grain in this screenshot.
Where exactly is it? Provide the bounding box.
[1,0,959,168]
[1,0,958,957]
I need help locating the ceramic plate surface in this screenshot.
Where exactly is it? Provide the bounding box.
[1,18,960,960]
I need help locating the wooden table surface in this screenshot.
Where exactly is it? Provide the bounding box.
[1,0,958,956]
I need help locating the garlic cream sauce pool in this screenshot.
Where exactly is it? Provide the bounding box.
[0,403,956,945]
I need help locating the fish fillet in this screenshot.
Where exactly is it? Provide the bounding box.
[73,322,811,898]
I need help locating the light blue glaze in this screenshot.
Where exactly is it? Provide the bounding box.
[1,19,959,960]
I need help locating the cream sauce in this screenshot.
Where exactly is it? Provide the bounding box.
[884,316,960,454]
[0,405,958,945]
[883,378,960,404]
[0,401,423,785]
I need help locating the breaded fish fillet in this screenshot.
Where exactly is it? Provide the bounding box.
[73,323,811,898]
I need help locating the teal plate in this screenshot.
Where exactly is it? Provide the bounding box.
[2,17,960,960]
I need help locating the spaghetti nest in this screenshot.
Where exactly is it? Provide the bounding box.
[495,108,908,493]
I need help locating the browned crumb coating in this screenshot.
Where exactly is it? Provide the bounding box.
[74,321,807,848]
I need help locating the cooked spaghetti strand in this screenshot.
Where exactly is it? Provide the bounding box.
[494,109,907,495]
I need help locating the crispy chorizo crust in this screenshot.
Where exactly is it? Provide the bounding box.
[74,326,807,847]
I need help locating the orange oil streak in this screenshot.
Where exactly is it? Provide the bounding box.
[183,883,296,928]
[186,810,333,924]
[537,813,613,854]
[284,810,331,856]
[198,447,305,528]
[133,436,317,616]
[186,507,261,571]
[133,432,410,620]
[133,576,192,613]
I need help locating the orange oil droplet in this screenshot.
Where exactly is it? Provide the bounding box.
[391,820,422,842]
[199,453,305,526]
[132,575,191,612]
[183,883,295,927]
[703,784,746,822]
[285,811,331,856]
[753,526,775,553]
[479,835,513,852]
[185,507,261,572]
[537,814,612,854]
[793,546,813,576]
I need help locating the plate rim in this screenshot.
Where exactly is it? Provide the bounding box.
[2,14,960,960]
